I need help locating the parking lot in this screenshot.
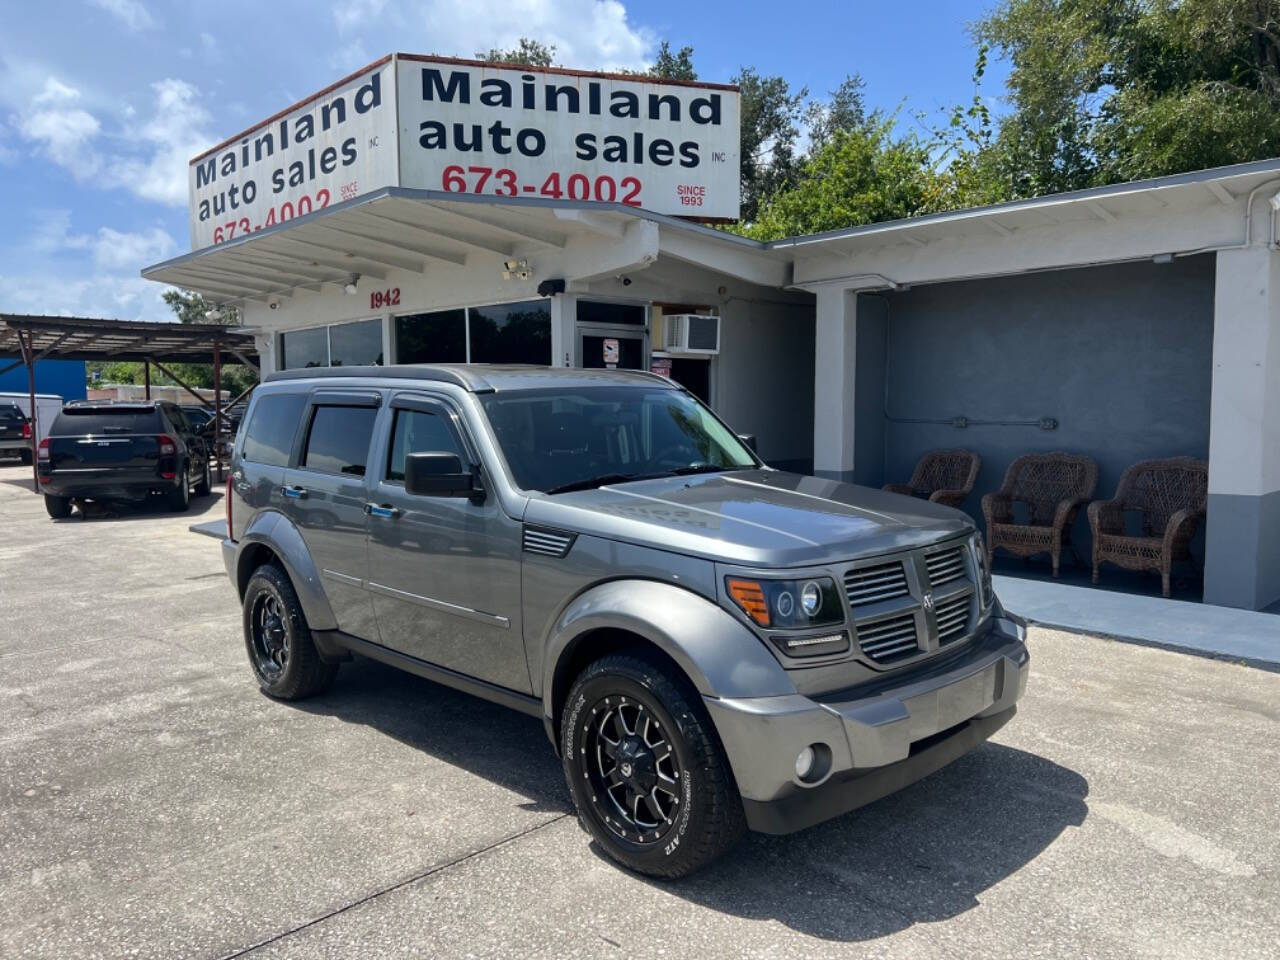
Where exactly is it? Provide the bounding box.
[0,461,1277,959]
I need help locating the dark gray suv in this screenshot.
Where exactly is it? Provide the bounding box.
[222,365,1029,877]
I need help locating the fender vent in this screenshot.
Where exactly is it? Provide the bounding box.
[523,526,576,558]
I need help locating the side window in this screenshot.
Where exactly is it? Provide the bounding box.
[167,407,190,432]
[242,393,307,467]
[387,408,464,483]
[301,405,378,477]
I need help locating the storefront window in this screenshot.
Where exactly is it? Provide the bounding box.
[395,310,466,364]
[469,300,552,365]
[280,326,329,369]
[577,300,646,326]
[328,318,383,366]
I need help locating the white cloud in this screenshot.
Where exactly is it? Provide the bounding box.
[108,78,214,206]
[88,0,156,32]
[332,0,654,71]
[91,225,175,269]
[15,77,102,170]
[11,75,213,207]
[0,268,173,322]
[334,0,387,35]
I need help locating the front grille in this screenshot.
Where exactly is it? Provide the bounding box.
[925,547,967,587]
[844,560,910,606]
[856,613,920,663]
[846,537,979,668]
[934,593,972,644]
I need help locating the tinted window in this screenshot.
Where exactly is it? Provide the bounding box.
[53,408,162,434]
[280,326,329,369]
[480,387,756,493]
[469,300,552,365]
[577,300,646,326]
[395,310,467,364]
[387,408,464,483]
[242,393,306,467]
[0,404,25,422]
[302,406,377,476]
[329,318,383,366]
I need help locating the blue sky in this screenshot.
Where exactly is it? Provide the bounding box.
[0,0,1007,323]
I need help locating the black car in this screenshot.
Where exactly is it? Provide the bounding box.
[0,401,32,463]
[181,405,215,430]
[38,400,211,518]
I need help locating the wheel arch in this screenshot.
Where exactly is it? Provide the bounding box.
[541,579,794,750]
[233,511,339,632]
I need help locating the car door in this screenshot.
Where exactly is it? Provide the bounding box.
[280,390,382,642]
[366,393,529,693]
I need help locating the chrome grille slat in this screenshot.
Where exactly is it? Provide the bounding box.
[925,547,967,587]
[844,561,910,606]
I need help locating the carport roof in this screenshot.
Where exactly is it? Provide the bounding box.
[0,314,258,366]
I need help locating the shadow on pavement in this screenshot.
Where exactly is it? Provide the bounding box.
[285,657,1087,941]
[0,482,225,523]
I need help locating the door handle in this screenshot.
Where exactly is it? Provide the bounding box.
[282,484,308,500]
[365,503,401,519]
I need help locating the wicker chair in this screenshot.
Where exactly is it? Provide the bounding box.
[1088,457,1208,598]
[883,449,982,509]
[982,452,1099,577]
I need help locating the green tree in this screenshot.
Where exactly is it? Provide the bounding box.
[743,117,948,240]
[648,41,697,81]
[733,67,810,222]
[805,75,869,151]
[477,38,556,66]
[974,0,1280,196]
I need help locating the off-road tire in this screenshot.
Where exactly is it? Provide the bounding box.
[562,653,745,878]
[194,458,211,497]
[167,468,190,512]
[242,563,338,700]
[44,494,71,519]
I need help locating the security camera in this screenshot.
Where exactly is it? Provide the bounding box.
[268,299,280,310]
[614,274,632,286]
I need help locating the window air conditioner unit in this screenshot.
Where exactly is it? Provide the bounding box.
[663,314,720,355]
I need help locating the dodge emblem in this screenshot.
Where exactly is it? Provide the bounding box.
[921,592,935,612]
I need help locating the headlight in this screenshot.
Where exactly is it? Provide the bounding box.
[726,576,844,630]
[971,532,993,605]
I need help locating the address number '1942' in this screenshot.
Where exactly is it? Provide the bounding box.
[371,288,401,309]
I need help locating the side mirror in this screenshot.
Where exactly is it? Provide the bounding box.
[404,451,477,498]
[737,433,758,454]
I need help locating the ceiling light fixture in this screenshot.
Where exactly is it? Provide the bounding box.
[343,274,360,294]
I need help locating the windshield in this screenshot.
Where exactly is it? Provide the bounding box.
[480,386,758,493]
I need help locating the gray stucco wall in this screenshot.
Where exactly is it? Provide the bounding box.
[857,255,1216,568]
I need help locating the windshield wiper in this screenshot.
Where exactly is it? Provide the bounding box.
[668,464,733,476]
[544,472,668,495]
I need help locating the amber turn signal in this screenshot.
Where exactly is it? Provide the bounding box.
[727,577,770,627]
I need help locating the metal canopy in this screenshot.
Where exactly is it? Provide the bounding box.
[0,314,258,366]
[141,188,779,304]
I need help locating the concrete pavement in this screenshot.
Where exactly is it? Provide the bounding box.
[0,462,1276,959]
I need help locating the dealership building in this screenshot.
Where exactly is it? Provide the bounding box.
[144,55,1280,613]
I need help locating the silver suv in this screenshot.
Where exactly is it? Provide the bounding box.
[222,365,1029,877]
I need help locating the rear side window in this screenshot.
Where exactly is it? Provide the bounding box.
[0,404,25,422]
[242,394,306,467]
[301,406,377,477]
[387,408,464,483]
[53,408,163,434]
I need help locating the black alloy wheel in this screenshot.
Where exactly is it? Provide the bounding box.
[240,563,337,700]
[583,697,683,844]
[250,591,290,680]
[562,653,745,878]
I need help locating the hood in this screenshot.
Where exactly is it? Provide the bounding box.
[522,469,974,568]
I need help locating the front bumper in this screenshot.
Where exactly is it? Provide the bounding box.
[704,616,1029,834]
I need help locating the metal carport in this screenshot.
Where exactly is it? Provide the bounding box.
[0,315,259,492]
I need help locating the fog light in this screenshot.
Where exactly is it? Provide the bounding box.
[795,746,816,779]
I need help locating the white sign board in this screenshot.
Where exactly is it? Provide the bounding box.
[188,56,740,249]
[395,56,739,220]
[188,60,397,250]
